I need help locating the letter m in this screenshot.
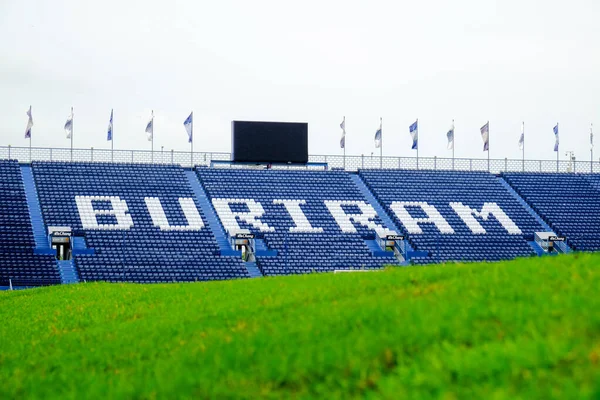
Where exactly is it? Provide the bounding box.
[450,202,522,235]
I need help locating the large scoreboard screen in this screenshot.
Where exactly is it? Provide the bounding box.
[232,121,308,164]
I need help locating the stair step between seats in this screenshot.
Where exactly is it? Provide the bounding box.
[72,237,95,255]
[364,239,394,257]
[20,165,51,251]
[184,170,234,254]
[244,261,263,278]
[254,239,277,257]
[350,174,415,257]
[498,176,571,253]
[21,165,80,283]
[57,259,79,284]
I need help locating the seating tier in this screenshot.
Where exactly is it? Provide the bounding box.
[502,173,600,251]
[0,160,60,286]
[196,168,398,275]
[359,169,543,263]
[32,162,248,282]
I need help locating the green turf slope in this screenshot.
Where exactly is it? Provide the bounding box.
[1,254,599,399]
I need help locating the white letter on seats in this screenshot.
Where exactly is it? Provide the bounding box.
[324,200,396,237]
[144,197,204,231]
[212,198,274,234]
[450,202,522,235]
[390,201,454,234]
[75,196,133,230]
[273,199,323,233]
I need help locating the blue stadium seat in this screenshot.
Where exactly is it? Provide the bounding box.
[359,169,544,263]
[195,168,399,276]
[502,173,600,251]
[4,161,591,286]
[32,162,248,283]
[0,160,60,286]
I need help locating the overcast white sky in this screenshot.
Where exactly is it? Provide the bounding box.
[0,0,599,162]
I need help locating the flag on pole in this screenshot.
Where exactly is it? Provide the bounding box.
[553,123,559,152]
[374,119,382,148]
[64,107,73,139]
[25,106,33,139]
[340,117,346,149]
[184,112,193,143]
[480,121,489,151]
[591,124,594,150]
[409,120,418,150]
[107,109,113,141]
[518,122,524,151]
[446,121,454,150]
[145,111,154,141]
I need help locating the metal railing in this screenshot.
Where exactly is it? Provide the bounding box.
[0,277,60,288]
[2,145,599,174]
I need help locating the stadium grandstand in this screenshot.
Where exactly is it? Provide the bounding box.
[1,141,598,289]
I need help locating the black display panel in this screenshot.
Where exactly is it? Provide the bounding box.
[232,121,308,163]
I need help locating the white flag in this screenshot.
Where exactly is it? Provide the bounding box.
[183,112,193,143]
[480,121,489,152]
[65,107,73,139]
[145,111,154,141]
[446,120,454,150]
[409,120,418,150]
[340,117,346,149]
[25,106,33,139]
[374,118,382,148]
[518,122,524,151]
[107,109,113,141]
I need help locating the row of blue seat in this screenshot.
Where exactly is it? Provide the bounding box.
[359,169,545,263]
[502,172,600,251]
[197,168,399,275]
[0,160,61,285]
[33,162,249,282]
[3,160,600,285]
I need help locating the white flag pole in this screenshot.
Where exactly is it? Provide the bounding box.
[522,121,525,172]
[343,116,346,170]
[487,121,490,172]
[151,110,154,164]
[29,106,32,163]
[380,117,383,168]
[111,110,114,163]
[416,119,419,170]
[556,122,559,173]
[452,119,455,170]
[70,107,74,162]
[591,123,594,173]
[190,111,194,168]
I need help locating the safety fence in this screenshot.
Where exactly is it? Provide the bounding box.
[1,145,599,174]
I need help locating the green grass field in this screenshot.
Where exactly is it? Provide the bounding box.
[1,254,599,399]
